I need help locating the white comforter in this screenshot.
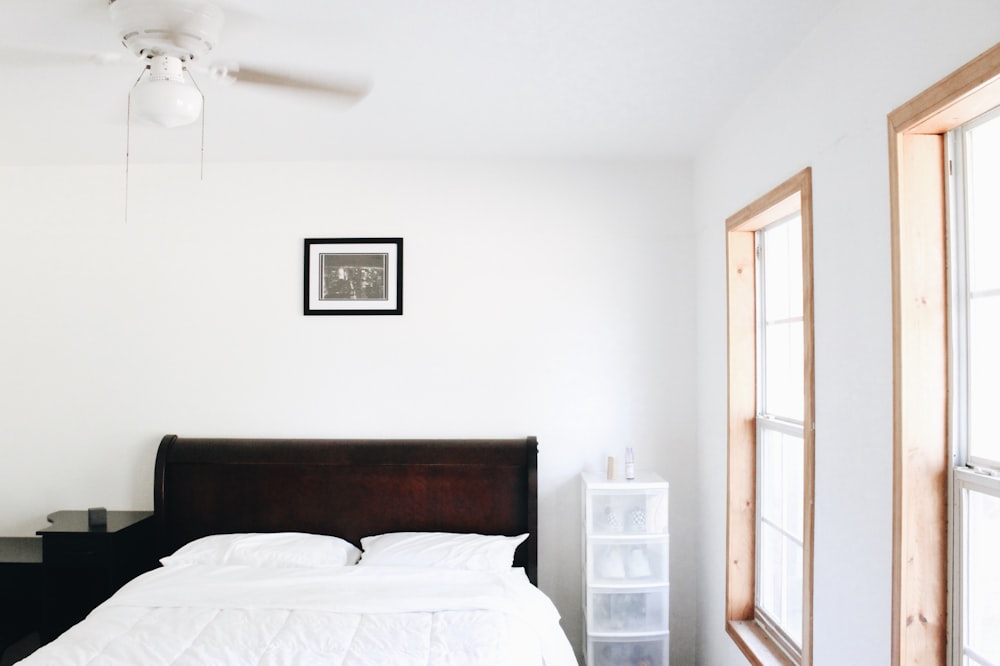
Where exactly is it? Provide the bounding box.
[19,565,578,665]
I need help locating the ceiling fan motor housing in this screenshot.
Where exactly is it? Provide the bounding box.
[146,55,187,82]
[110,0,223,62]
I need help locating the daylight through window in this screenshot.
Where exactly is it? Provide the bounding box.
[948,107,1000,666]
[756,214,805,652]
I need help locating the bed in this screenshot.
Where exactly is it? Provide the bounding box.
[19,435,577,665]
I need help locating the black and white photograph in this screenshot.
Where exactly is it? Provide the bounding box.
[304,238,403,315]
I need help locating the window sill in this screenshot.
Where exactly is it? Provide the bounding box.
[727,620,797,666]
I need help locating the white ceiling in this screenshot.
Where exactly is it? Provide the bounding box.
[0,0,840,165]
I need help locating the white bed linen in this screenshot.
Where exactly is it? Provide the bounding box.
[19,564,578,666]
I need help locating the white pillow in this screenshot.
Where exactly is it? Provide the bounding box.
[160,532,362,568]
[359,531,528,572]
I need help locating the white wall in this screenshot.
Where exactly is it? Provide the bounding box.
[0,158,696,662]
[692,0,1000,664]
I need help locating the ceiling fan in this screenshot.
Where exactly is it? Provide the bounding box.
[52,0,371,128]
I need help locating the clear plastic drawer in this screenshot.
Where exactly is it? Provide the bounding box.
[587,487,668,536]
[586,585,669,634]
[586,633,669,666]
[587,537,669,585]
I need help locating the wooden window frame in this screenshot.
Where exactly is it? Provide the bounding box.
[726,168,815,666]
[889,41,1000,666]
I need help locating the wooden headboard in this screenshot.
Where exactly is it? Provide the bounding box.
[153,435,539,585]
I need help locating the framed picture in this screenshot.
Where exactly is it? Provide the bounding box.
[304,238,403,315]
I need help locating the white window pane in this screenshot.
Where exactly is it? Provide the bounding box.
[763,220,789,317]
[758,521,782,620]
[760,429,782,523]
[782,434,804,542]
[763,216,803,322]
[963,654,990,666]
[763,320,804,420]
[968,294,1000,466]
[783,539,803,646]
[760,429,804,541]
[758,521,802,644]
[965,487,1000,662]
[966,115,1000,292]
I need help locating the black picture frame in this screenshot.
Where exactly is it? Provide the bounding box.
[303,238,403,315]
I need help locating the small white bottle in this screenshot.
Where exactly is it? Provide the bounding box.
[625,447,635,480]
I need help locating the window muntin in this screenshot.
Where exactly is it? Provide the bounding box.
[949,106,1000,666]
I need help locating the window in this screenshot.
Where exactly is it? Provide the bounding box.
[947,108,1000,666]
[756,214,805,651]
[726,169,815,666]
[888,40,1000,666]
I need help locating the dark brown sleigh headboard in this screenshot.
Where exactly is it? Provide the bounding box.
[153,435,539,585]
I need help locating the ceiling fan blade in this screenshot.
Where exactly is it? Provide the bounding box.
[224,65,371,103]
[0,45,124,67]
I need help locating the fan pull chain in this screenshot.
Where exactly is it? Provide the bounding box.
[188,68,205,181]
[124,68,145,225]
[123,66,206,223]
[125,101,129,225]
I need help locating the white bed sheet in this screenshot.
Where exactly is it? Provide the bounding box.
[19,564,578,666]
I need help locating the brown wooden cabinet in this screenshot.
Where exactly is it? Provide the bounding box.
[37,511,157,642]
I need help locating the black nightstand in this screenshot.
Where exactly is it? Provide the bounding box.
[37,510,157,642]
[0,537,43,661]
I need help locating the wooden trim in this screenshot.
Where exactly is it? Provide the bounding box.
[726,170,811,232]
[799,172,816,666]
[726,227,757,623]
[889,133,948,666]
[726,167,814,666]
[728,621,796,666]
[888,41,1000,666]
[727,190,802,233]
[891,41,1000,134]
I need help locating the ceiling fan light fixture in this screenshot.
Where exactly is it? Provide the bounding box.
[131,55,202,128]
